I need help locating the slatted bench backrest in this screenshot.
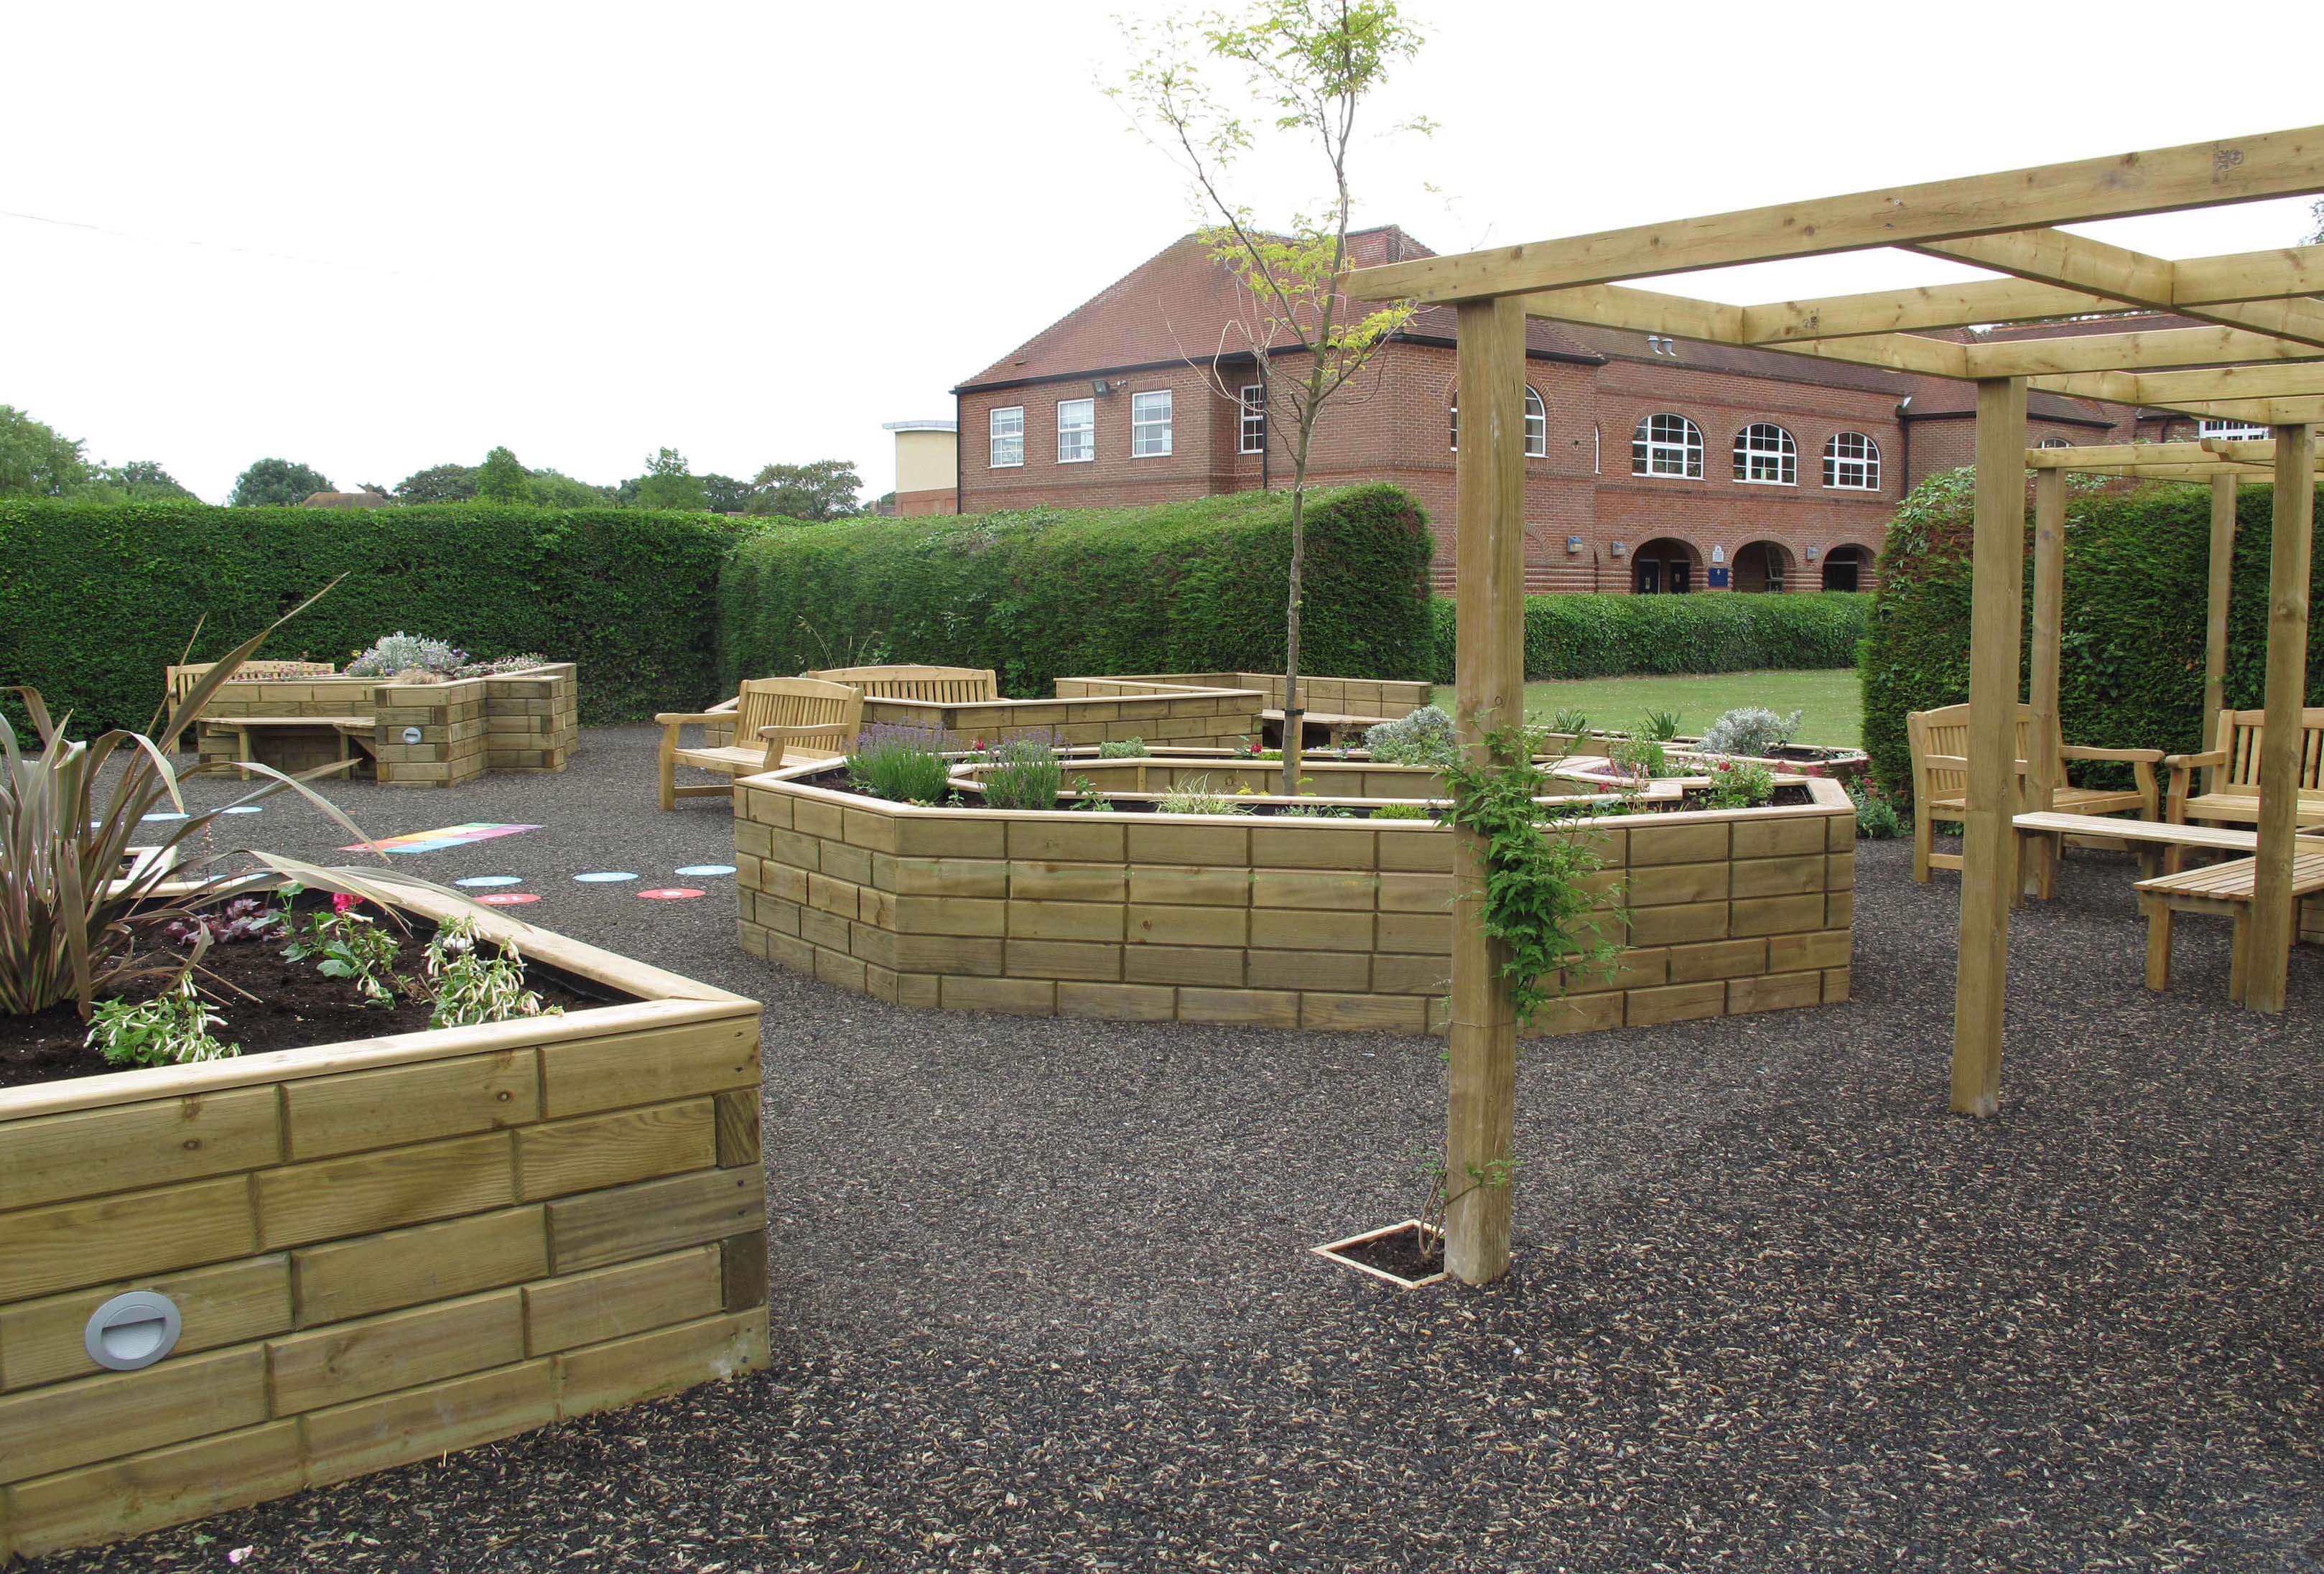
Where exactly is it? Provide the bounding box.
[2203,707,2324,797]
[1907,702,2037,805]
[735,677,863,758]
[809,665,1000,704]
[165,660,340,710]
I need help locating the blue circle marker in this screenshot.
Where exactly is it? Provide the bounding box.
[222,806,262,815]
[455,875,524,888]
[141,811,189,822]
[674,864,736,877]
[573,871,636,884]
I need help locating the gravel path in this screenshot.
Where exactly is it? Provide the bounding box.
[32,727,2324,1572]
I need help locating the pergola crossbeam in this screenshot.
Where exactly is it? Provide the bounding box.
[1918,230,2324,350]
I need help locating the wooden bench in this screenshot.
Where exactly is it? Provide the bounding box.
[201,715,376,779]
[165,658,338,710]
[2136,851,2324,1001]
[2010,810,2279,879]
[1263,708,1388,748]
[656,677,862,810]
[2164,706,2324,832]
[1907,702,2161,883]
[807,664,1000,704]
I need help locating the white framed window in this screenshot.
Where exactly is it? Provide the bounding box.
[1239,384,1266,453]
[1631,414,1704,478]
[2199,419,2270,441]
[1822,430,1881,490]
[1130,390,1173,457]
[2035,437,2073,450]
[1449,388,1547,456]
[1592,424,1601,474]
[1732,422,1796,485]
[1057,398,1094,463]
[987,406,1024,468]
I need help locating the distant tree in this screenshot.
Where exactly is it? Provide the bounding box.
[473,445,532,504]
[394,463,478,505]
[84,459,197,503]
[526,468,611,508]
[865,490,898,516]
[748,458,863,521]
[355,481,393,498]
[631,447,709,510]
[0,405,92,498]
[230,457,333,507]
[2305,199,2323,246]
[700,472,753,513]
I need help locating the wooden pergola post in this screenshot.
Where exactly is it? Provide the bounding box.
[1445,296,1526,1284]
[2024,467,2068,901]
[2204,474,2240,727]
[1951,377,2027,1117]
[2246,422,2316,1012]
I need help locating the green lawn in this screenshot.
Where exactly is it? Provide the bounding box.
[1431,669,1862,748]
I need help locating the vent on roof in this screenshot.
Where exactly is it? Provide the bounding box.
[1645,334,1680,358]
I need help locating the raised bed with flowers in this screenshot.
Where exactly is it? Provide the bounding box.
[176,633,579,786]
[730,723,1854,1035]
[0,654,764,1563]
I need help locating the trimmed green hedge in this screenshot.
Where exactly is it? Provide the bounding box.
[717,485,1433,695]
[1428,590,1870,685]
[0,500,759,735]
[1860,470,2324,805]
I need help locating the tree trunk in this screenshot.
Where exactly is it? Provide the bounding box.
[1278,472,1307,796]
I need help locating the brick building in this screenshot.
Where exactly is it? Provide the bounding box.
[951,228,2218,594]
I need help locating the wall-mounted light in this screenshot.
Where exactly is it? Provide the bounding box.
[1089,378,1119,397]
[1566,535,1584,554]
[1609,540,1628,559]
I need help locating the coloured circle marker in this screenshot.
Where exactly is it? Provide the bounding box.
[455,875,524,888]
[638,888,706,900]
[222,805,262,815]
[475,891,539,907]
[674,864,736,877]
[573,871,636,883]
[141,811,189,821]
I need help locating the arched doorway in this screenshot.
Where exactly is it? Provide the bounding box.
[1821,545,1867,592]
[1632,536,1696,594]
[1732,540,1795,593]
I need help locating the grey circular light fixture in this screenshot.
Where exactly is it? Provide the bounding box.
[84,1290,182,1372]
[401,726,424,745]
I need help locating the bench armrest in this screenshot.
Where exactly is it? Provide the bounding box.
[758,720,857,769]
[654,711,731,727]
[2162,749,2226,770]
[2060,745,2164,764]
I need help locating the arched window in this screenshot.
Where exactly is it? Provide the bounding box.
[2035,437,2073,449]
[1449,388,1548,457]
[1822,431,1882,490]
[1732,422,1797,485]
[1632,414,1704,478]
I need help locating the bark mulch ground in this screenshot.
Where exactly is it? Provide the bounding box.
[30,725,2324,1572]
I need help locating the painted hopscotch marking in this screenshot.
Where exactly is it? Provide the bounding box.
[340,823,541,855]
[638,888,707,900]
[455,875,524,888]
[475,891,541,906]
[573,871,636,884]
[674,864,736,877]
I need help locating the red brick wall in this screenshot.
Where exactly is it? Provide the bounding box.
[894,488,954,517]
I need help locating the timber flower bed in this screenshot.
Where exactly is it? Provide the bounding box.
[731,756,1854,1033]
[0,883,767,1563]
[857,679,1265,753]
[188,661,580,785]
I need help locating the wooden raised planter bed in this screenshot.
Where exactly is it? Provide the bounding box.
[729,760,1854,1034]
[190,662,580,786]
[0,886,766,1562]
[860,680,1265,753]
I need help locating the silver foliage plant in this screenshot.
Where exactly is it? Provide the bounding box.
[1364,704,1458,766]
[1698,707,1803,759]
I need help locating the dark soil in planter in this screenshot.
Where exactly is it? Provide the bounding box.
[1675,782,1815,811]
[0,908,623,1091]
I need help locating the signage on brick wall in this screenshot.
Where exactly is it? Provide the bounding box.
[1707,567,1731,588]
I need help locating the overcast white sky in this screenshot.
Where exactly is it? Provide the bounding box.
[5,1,2320,504]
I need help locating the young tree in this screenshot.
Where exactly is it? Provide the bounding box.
[473,445,533,504]
[0,406,93,498]
[748,458,863,521]
[1115,0,1426,792]
[228,457,333,507]
[632,447,710,511]
[2305,199,2323,246]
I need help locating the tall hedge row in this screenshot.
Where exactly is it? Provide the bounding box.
[1860,470,2324,804]
[715,485,1434,695]
[1427,590,1870,685]
[0,501,758,735]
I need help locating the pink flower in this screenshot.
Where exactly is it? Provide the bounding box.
[332,892,360,914]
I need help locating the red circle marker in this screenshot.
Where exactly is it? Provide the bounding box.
[475,891,540,906]
[638,887,707,900]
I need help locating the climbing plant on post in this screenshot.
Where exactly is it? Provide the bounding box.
[1112,0,1428,793]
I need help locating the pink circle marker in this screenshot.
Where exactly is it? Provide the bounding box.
[475,891,540,906]
[638,887,707,900]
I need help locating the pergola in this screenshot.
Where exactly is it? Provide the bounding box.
[1344,126,2324,1286]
